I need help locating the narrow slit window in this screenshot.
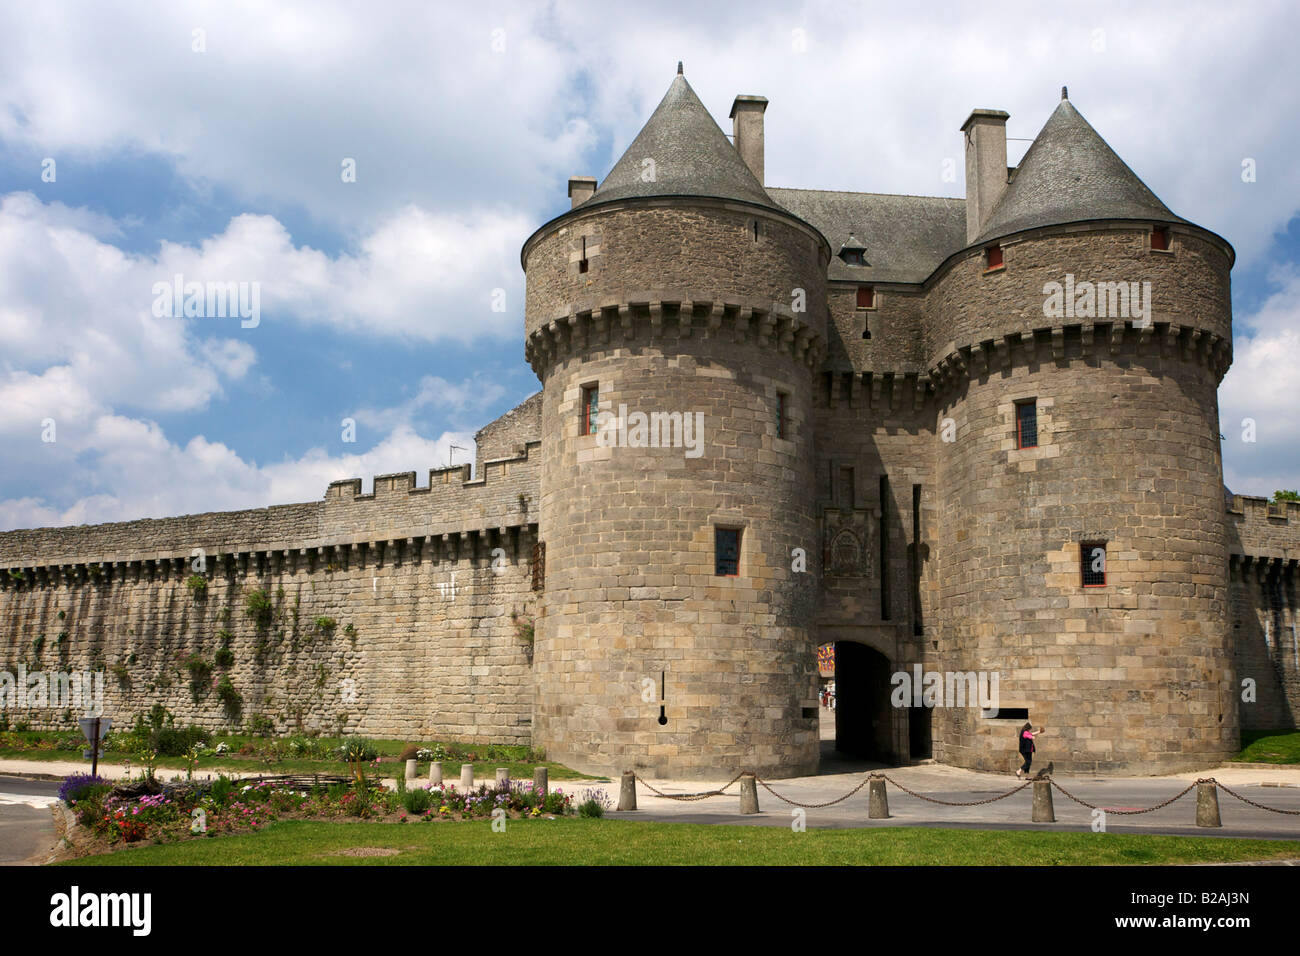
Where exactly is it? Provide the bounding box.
[985,244,1003,270]
[578,236,589,273]
[531,541,546,592]
[580,384,599,436]
[1081,541,1107,587]
[1015,400,1038,449]
[777,392,789,439]
[715,527,741,577]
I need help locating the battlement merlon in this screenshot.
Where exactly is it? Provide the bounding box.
[0,439,541,575]
[1228,494,1300,564]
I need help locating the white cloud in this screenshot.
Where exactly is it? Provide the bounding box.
[0,416,475,530]
[1220,266,1300,497]
[353,374,509,433]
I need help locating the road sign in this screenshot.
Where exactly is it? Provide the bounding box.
[77,716,111,775]
[78,717,112,743]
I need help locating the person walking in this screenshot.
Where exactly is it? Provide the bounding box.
[1015,722,1046,778]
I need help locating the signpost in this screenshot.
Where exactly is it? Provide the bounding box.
[78,716,112,777]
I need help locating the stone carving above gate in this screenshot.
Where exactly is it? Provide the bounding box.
[822,509,874,577]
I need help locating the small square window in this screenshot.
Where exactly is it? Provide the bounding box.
[1081,541,1106,587]
[715,527,741,577]
[985,244,1004,271]
[1015,400,1038,449]
[856,286,875,310]
[580,384,599,436]
[1151,226,1170,252]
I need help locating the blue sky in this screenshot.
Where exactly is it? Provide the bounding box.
[0,0,1296,529]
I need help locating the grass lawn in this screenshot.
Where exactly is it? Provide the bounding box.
[1236,730,1300,764]
[63,818,1300,866]
[0,731,595,781]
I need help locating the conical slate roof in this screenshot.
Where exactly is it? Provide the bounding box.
[976,94,1187,244]
[584,69,778,210]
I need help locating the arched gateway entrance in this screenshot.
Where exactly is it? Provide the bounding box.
[818,640,904,764]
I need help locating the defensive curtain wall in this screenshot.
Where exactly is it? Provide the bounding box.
[0,395,545,741]
[1229,495,1300,731]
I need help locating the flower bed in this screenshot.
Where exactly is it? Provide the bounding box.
[58,771,584,858]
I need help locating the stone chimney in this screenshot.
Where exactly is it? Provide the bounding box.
[960,108,1010,243]
[568,176,597,209]
[729,95,769,185]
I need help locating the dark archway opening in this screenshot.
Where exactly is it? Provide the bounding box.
[830,641,895,762]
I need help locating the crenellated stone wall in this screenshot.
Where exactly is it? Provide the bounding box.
[1228,496,1300,730]
[0,401,544,741]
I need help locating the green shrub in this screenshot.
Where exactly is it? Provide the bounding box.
[213,647,235,667]
[246,713,274,737]
[339,737,378,763]
[185,574,208,596]
[403,787,433,814]
[245,589,274,627]
[314,616,337,634]
[129,706,211,757]
[183,654,212,701]
[216,676,242,720]
[209,774,235,807]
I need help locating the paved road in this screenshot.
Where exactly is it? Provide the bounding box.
[0,776,60,865]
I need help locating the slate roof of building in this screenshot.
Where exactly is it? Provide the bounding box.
[769,188,967,284]
[975,95,1187,244]
[584,70,780,211]
[578,76,1192,285]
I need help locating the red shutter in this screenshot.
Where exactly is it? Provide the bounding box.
[985,245,1003,269]
[1151,227,1169,251]
[856,286,874,309]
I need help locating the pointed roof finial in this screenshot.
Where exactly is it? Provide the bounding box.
[1061,85,1068,100]
[677,61,683,75]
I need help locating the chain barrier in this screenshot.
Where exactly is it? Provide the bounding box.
[630,770,1300,818]
[633,772,747,801]
[1212,779,1300,815]
[755,773,875,808]
[1049,779,1197,814]
[875,772,1035,806]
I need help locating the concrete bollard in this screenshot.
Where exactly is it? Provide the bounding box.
[739,773,760,814]
[868,778,890,818]
[496,767,510,790]
[1031,779,1055,822]
[533,766,548,795]
[429,761,442,786]
[405,758,417,780]
[617,771,637,811]
[460,764,474,791]
[1196,781,1222,828]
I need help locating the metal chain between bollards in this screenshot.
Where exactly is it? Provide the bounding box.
[631,770,1300,818]
[633,772,748,801]
[876,772,1035,806]
[753,773,875,809]
[1212,779,1300,815]
[1049,779,1198,814]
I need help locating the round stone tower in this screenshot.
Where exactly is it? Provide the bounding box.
[927,93,1238,774]
[521,69,830,779]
